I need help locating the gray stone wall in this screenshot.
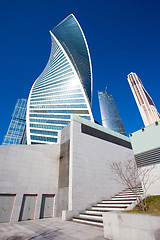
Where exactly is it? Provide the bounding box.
[0,144,60,222]
[67,120,135,215]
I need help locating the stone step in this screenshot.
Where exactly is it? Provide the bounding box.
[117,193,142,196]
[121,189,143,192]
[110,196,136,201]
[91,206,127,211]
[118,192,143,196]
[85,210,109,215]
[72,217,103,227]
[101,200,134,204]
[120,189,143,192]
[111,197,137,200]
[113,196,141,199]
[116,192,142,195]
[122,189,143,192]
[71,186,143,227]
[79,213,103,221]
[96,203,130,207]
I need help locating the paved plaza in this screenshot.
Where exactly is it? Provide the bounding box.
[0,218,106,240]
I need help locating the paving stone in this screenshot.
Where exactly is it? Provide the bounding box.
[0,218,106,240]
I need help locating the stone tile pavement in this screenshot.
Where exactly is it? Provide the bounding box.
[0,218,107,240]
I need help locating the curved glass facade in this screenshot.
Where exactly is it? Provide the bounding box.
[98,91,126,136]
[52,14,92,104]
[3,99,27,145]
[26,14,93,144]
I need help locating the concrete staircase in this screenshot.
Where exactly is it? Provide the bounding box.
[72,187,143,227]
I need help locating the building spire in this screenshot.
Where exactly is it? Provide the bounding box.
[128,72,160,127]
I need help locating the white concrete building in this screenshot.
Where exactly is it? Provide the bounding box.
[0,116,134,223]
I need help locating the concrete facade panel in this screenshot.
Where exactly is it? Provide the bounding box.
[67,120,135,215]
[130,122,160,154]
[139,163,160,196]
[130,122,160,195]
[0,144,60,221]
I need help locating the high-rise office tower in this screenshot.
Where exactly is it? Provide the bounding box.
[128,72,160,127]
[2,99,27,145]
[26,14,94,144]
[98,90,126,136]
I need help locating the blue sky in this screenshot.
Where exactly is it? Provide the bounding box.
[1,0,160,143]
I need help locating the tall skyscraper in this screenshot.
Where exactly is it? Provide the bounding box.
[98,89,126,136]
[128,72,160,127]
[26,14,94,144]
[2,99,27,145]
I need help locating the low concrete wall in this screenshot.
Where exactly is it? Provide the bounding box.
[103,212,160,240]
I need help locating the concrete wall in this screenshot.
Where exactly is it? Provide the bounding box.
[65,116,135,218]
[55,124,70,217]
[130,121,160,155]
[0,116,137,222]
[138,164,160,196]
[0,144,60,221]
[130,121,160,195]
[103,212,160,240]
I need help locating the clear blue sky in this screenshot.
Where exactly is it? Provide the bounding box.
[1,0,160,143]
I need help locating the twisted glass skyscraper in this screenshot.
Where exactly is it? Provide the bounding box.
[26,14,93,144]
